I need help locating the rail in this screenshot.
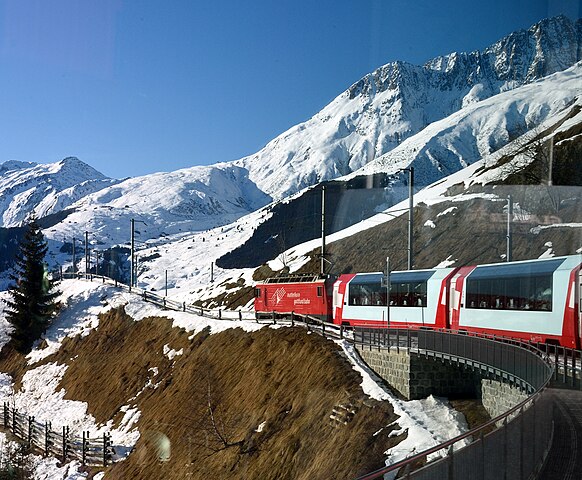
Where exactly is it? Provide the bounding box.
[353,327,555,480]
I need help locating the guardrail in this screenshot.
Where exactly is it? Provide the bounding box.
[535,343,581,389]
[353,327,555,480]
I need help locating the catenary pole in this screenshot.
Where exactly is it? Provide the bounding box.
[507,195,513,262]
[321,185,326,275]
[84,231,89,276]
[407,168,414,270]
[72,237,76,275]
[130,219,135,290]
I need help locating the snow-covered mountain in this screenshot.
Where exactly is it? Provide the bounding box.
[234,15,582,200]
[0,15,580,281]
[0,157,119,227]
[353,62,582,184]
[43,163,271,247]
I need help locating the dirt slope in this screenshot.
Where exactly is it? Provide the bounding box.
[34,308,399,479]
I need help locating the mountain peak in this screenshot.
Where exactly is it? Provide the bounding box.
[0,160,37,174]
[56,156,107,180]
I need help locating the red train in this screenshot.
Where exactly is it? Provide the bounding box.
[254,274,333,321]
[254,255,582,348]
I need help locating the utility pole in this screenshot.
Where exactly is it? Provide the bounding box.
[165,270,168,297]
[403,167,414,270]
[507,195,513,262]
[211,262,214,283]
[548,135,554,186]
[130,219,135,290]
[84,231,89,276]
[72,237,76,276]
[384,257,391,326]
[321,185,326,275]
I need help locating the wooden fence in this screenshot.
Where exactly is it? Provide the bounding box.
[1,403,113,466]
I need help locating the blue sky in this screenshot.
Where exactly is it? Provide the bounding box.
[0,0,580,178]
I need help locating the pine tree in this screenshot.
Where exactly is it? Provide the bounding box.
[5,219,60,354]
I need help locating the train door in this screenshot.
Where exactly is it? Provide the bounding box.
[449,272,463,329]
[578,267,582,349]
[332,279,343,325]
[448,266,476,330]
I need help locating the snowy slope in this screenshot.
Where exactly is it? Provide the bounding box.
[0,157,119,227]
[234,15,581,200]
[43,163,271,248]
[0,282,469,477]
[39,31,582,253]
[0,16,578,247]
[351,62,582,184]
[38,61,582,298]
[101,92,582,308]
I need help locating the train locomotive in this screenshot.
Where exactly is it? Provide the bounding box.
[254,255,582,348]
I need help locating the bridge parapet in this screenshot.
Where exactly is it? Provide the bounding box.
[353,327,554,480]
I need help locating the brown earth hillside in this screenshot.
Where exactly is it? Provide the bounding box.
[30,308,401,479]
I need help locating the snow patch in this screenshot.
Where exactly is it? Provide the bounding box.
[163,344,184,360]
[424,220,436,229]
[337,340,469,477]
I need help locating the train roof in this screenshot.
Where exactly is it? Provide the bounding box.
[259,273,328,284]
[467,254,581,280]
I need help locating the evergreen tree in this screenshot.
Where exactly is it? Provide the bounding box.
[5,219,60,354]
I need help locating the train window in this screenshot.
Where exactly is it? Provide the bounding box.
[254,288,262,298]
[317,286,323,297]
[348,282,386,306]
[348,280,427,307]
[466,274,552,312]
[390,282,427,307]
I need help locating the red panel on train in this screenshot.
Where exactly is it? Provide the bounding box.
[254,274,333,320]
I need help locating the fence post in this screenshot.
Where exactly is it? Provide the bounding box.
[11,408,16,436]
[45,422,51,456]
[103,432,110,466]
[62,426,66,462]
[183,302,186,312]
[291,311,294,327]
[322,321,325,338]
[239,310,242,321]
[503,416,508,480]
[115,279,118,288]
[218,309,222,320]
[28,416,33,446]
[82,431,87,466]
[340,324,344,339]
[519,407,523,480]
[447,444,454,480]
[163,298,166,309]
